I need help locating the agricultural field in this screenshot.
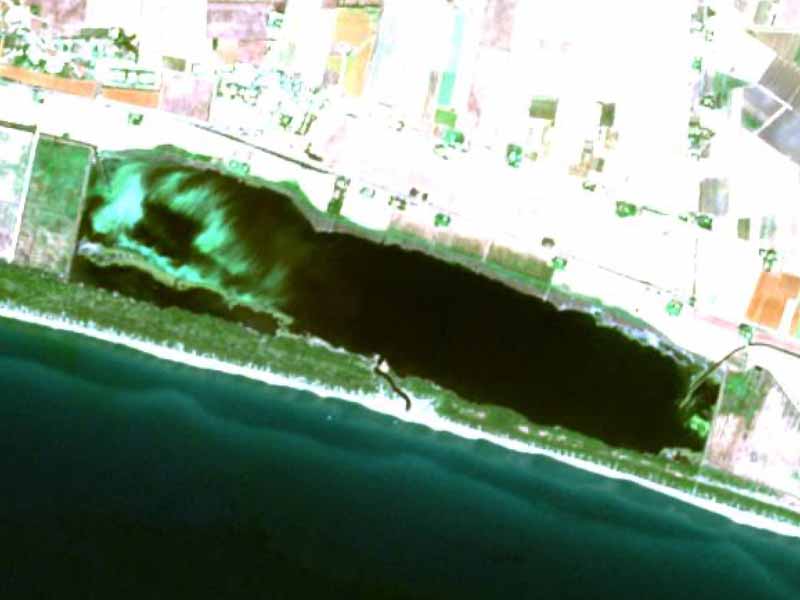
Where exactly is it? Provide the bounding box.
[325,6,382,97]
[0,123,36,261]
[13,135,93,277]
[705,368,800,503]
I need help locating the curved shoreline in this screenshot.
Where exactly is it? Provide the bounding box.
[1,304,799,540]
[97,148,715,380]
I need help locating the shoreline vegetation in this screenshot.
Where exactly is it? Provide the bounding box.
[1,262,800,538]
[114,146,713,376]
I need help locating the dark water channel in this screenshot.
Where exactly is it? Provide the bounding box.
[74,155,700,453]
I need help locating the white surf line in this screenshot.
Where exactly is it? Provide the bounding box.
[1,303,799,540]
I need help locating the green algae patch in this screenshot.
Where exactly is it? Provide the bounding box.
[92,165,146,234]
[85,155,297,324]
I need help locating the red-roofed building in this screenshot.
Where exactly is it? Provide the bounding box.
[100,86,160,108]
[0,64,98,97]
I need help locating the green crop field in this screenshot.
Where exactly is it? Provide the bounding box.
[13,136,93,277]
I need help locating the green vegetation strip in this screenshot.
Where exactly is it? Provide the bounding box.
[82,149,799,527]
[0,262,381,395]
[428,387,800,527]
[0,263,798,528]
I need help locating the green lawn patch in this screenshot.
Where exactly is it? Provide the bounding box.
[530,96,558,122]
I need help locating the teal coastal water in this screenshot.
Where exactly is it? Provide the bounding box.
[0,316,798,599]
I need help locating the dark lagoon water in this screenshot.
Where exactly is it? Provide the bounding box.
[76,155,709,453]
[1,317,799,599]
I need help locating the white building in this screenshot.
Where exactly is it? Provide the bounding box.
[84,0,211,67]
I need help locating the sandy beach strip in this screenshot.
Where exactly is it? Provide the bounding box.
[1,303,799,540]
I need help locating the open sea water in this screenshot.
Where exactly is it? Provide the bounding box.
[1,316,799,599]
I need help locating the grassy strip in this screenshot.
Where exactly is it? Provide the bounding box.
[0,262,381,395]
[1,260,798,526]
[425,388,800,526]
[381,224,554,296]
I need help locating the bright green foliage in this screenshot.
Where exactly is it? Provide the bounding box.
[725,371,753,403]
[443,129,464,147]
[696,214,713,230]
[711,72,748,107]
[505,144,523,168]
[700,95,717,109]
[759,248,778,271]
[279,114,293,129]
[666,299,683,317]
[615,201,637,217]
[434,213,451,227]
[719,370,765,427]
[327,197,343,216]
[688,414,711,438]
[551,256,567,271]
[435,108,457,128]
[228,160,250,176]
[738,323,754,343]
[742,111,763,131]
